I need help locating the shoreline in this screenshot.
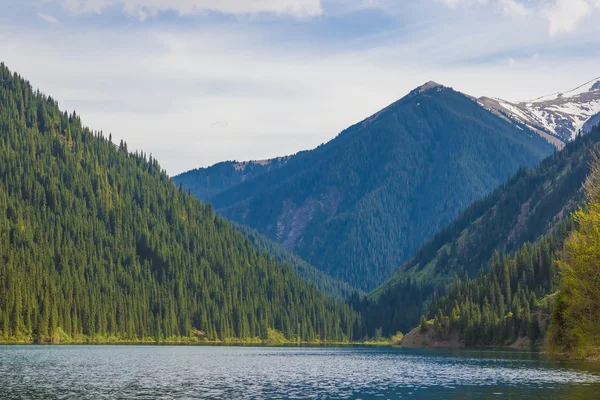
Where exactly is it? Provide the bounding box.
[0,327,393,346]
[0,338,394,347]
[6,338,598,361]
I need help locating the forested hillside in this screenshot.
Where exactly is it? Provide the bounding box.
[177,83,554,291]
[0,64,359,343]
[550,152,600,357]
[424,231,568,347]
[232,223,360,300]
[423,132,600,350]
[364,125,600,336]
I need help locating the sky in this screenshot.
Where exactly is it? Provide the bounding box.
[1,0,600,175]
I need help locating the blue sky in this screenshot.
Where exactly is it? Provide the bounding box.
[1,0,599,174]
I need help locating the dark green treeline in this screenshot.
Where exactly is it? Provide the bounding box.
[0,63,359,343]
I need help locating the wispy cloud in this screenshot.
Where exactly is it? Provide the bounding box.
[438,0,488,7]
[37,12,60,24]
[498,0,528,18]
[437,0,599,35]
[545,0,597,37]
[2,0,599,173]
[57,0,323,20]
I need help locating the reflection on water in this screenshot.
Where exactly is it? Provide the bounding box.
[1,345,599,399]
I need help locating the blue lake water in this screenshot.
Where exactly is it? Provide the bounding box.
[1,345,600,399]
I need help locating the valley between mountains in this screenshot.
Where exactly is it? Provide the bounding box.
[2,62,600,358]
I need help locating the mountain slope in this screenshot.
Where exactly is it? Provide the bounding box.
[232,223,361,300]
[175,160,360,299]
[480,77,600,144]
[177,83,554,291]
[365,124,600,336]
[174,157,289,203]
[421,234,564,348]
[0,63,358,343]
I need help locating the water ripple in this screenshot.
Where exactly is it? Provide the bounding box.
[1,346,599,399]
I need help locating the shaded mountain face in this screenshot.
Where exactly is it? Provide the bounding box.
[376,127,599,294]
[480,78,600,145]
[176,83,554,291]
[365,125,600,336]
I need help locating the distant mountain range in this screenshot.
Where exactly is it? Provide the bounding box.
[175,81,556,291]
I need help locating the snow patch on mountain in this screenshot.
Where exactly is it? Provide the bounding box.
[480,77,600,144]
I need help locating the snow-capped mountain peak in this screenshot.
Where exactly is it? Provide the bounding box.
[530,77,600,104]
[479,78,600,145]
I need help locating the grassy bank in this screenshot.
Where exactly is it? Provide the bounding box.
[0,328,393,346]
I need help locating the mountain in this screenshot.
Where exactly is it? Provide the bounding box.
[174,157,289,202]
[0,63,359,343]
[176,82,554,292]
[364,124,600,336]
[480,78,600,145]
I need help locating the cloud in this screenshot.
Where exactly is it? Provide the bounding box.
[439,0,488,7]
[498,0,528,17]
[4,0,599,173]
[58,0,323,19]
[439,0,600,36]
[545,0,596,37]
[37,12,60,24]
[439,0,528,16]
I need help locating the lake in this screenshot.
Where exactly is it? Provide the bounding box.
[1,345,600,399]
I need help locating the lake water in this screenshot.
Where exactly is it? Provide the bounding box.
[1,345,600,399]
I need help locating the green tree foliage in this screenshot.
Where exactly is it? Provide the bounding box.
[0,63,359,343]
[232,223,361,300]
[550,152,600,357]
[177,85,554,291]
[419,315,428,333]
[427,233,567,346]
